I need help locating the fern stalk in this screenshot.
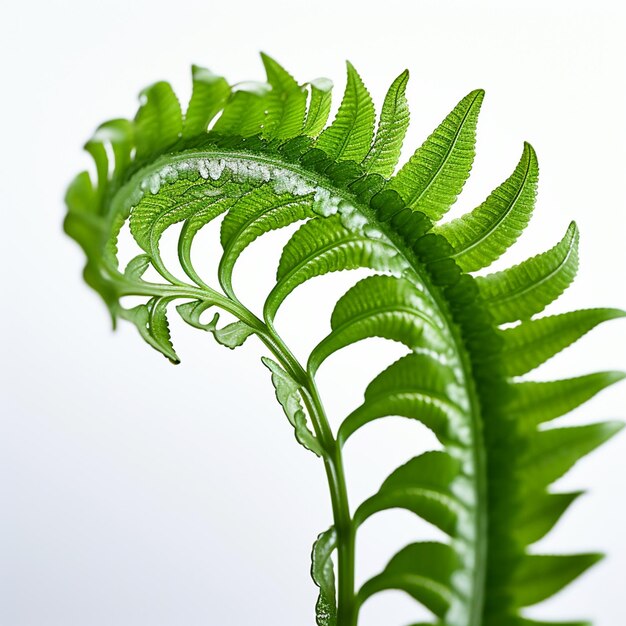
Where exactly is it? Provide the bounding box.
[255,319,359,624]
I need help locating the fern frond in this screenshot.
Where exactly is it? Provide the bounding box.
[477,221,579,324]
[316,62,375,162]
[311,527,338,626]
[435,142,539,272]
[354,451,461,535]
[511,553,603,608]
[389,89,484,220]
[65,54,624,626]
[212,82,271,136]
[500,308,625,376]
[303,78,333,137]
[363,70,410,177]
[266,214,405,322]
[260,53,308,139]
[134,81,182,159]
[338,353,461,446]
[507,372,626,427]
[183,66,230,137]
[309,275,446,375]
[521,422,622,491]
[514,491,584,545]
[262,357,323,456]
[358,542,458,618]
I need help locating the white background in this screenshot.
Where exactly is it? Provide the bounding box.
[1,1,626,625]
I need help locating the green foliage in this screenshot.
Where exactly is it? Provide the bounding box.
[183,65,230,138]
[435,142,539,272]
[389,89,484,220]
[476,221,579,324]
[355,451,461,534]
[303,78,333,137]
[134,81,182,159]
[262,357,323,456]
[338,353,459,446]
[316,62,375,162]
[363,70,410,177]
[311,527,338,626]
[499,308,625,376]
[65,54,624,626]
[359,541,459,618]
[309,276,446,375]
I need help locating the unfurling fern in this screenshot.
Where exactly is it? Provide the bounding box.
[65,53,624,626]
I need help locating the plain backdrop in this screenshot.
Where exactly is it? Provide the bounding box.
[1,1,625,625]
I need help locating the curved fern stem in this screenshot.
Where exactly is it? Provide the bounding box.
[240,320,358,623]
[232,319,359,624]
[302,384,357,626]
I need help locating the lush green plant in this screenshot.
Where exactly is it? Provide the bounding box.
[65,54,624,626]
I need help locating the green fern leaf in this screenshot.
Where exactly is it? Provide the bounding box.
[358,542,458,618]
[477,222,579,324]
[130,177,213,251]
[500,308,625,376]
[316,62,375,162]
[212,318,255,349]
[308,275,446,374]
[123,254,151,281]
[83,138,109,209]
[260,53,308,139]
[262,357,323,456]
[363,70,410,177]
[311,527,338,626]
[129,177,227,280]
[219,186,316,294]
[176,299,214,330]
[265,214,406,321]
[64,171,119,312]
[178,195,240,287]
[435,143,539,271]
[521,422,623,491]
[511,553,603,607]
[120,297,180,363]
[514,492,584,545]
[183,66,230,138]
[134,81,182,159]
[90,119,134,182]
[354,451,461,534]
[303,78,333,137]
[507,372,626,428]
[338,353,463,446]
[212,82,270,137]
[389,89,484,221]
